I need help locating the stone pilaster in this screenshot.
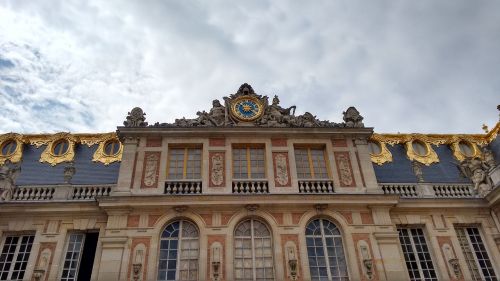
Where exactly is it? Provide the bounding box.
[114,137,139,195]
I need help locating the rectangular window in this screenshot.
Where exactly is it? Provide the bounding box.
[232,146,265,179]
[455,226,497,281]
[61,232,99,281]
[168,147,202,180]
[0,234,34,281]
[397,227,437,281]
[294,147,329,179]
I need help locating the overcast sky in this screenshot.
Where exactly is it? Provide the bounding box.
[1,1,499,134]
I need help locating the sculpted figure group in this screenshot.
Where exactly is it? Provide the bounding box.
[459,147,497,196]
[0,160,21,201]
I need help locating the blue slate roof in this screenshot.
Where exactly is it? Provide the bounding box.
[16,144,120,185]
[490,134,500,164]
[373,144,471,184]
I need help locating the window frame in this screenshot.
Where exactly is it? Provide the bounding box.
[166,145,203,180]
[232,144,266,180]
[0,233,35,281]
[397,226,438,281]
[454,225,498,281]
[293,145,331,180]
[157,220,200,281]
[233,218,275,281]
[59,232,87,281]
[304,218,350,281]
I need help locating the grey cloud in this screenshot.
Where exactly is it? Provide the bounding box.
[0,0,499,134]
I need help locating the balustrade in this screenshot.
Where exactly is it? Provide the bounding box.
[298,180,334,193]
[71,185,112,200]
[11,186,55,201]
[165,180,202,194]
[232,180,269,194]
[381,184,418,198]
[433,184,475,198]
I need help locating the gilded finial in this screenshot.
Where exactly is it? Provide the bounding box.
[482,124,489,133]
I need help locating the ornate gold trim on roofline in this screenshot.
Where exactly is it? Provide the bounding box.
[369,122,500,165]
[0,132,122,166]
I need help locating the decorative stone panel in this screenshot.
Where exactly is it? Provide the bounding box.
[35,242,56,281]
[207,235,226,281]
[146,137,162,147]
[273,152,291,187]
[141,152,160,189]
[209,152,225,187]
[271,138,287,147]
[127,237,150,281]
[331,138,348,147]
[281,234,302,281]
[352,234,378,281]
[209,138,225,147]
[334,152,356,187]
[437,236,464,281]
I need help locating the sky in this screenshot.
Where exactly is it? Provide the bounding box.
[0,1,499,134]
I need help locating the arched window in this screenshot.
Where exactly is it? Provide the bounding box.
[158,220,199,281]
[234,219,275,281]
[306,219,349,281]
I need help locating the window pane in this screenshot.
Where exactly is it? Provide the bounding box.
[158,221,199,281]
[234,219,275,281]
[397,227,437,281]
[306,219,349,281]
[456,227,497,281]
[61,234,85,281]
[0,235,34,281]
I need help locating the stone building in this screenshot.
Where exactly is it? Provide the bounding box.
[0,83,499,281]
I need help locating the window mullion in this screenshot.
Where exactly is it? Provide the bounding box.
[409,230,425,280]
[319,220,333,280]
[307,149,315,178]
[247,148,252,179]
[176,221,183,281]
[251,219,257,281]
[183,149,188,179]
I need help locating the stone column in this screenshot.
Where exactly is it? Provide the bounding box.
[115,137,139,195]
[354,138,382,193]
[370,206,408,280]
[97,208,131,281]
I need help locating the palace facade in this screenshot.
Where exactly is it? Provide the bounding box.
[0,84,499,281]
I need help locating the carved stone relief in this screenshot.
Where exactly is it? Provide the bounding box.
[335,152,356,187]
[123,107,148,127]
[148,83,363,129]
[142,152,160,188]
[273,152,290,187]
[0,160,21,201]
[209,152,225,187]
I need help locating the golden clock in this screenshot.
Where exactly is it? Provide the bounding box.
[230,96,264,122]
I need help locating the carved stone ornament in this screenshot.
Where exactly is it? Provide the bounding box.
[0,133,23,165]
[0,160,21,201]
[458,154,496,196]
[343,106,364,128]
[336,154,354,186]
[210,153,224,186]
[92,134,123,165]
[151,83,352,128]
[63,162,76,184]
[40,133,77,166]
[124,107,148,127]
[274,153,289,186]
[411,161,424,183]
[143,153,159,187]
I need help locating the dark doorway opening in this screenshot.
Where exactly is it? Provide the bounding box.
[76,232,99,281]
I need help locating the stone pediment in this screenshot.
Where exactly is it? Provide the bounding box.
[124,83,364,128]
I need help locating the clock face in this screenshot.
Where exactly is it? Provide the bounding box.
[231,97,264,121]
